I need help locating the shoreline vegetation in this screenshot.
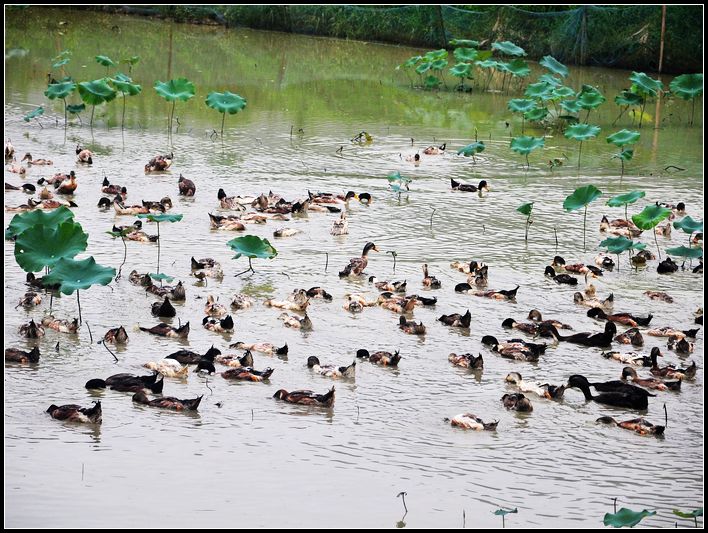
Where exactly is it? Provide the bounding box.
[17,4,702,74]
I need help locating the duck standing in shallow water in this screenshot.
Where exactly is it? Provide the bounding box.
[596,416,664,436]
[339,242,379,277]
[273,387,335,407]
[47,401,101,423]
[446,414,498,430]
[132,391,202,411]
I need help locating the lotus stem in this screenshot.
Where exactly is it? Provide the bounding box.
[169,100,176,134]
[612,498,617,514]
[639,100,646,128]
[220,112,226,138]
[116,235,127,280]
[525,214,530,241]
[616,253,620,272]
[122,94,126,130]
[578,141,583,170]
[324,252,328,272]
[90,105,95,128]
[690,98,695,127]
[521,116,525,135]
[620,156,624,180]
[63,98,67,129]
[583,205,587,251]
[234,257,255,277]
[525,153,529,168]
[624,204,628,222]
[585,109,591,124]
[554,227,558,248]
[49,293,53,314]
[430,207,436,230]
[612,106,627,126]
[156,222,161,274]
[76,290,82,324]
[654,227,661,260]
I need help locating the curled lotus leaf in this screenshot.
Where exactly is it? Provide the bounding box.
[6,205,75,240]
[510,135,545,156]
[672,508,703,519]
[606,129,640,147]
[517,202,533,216]
[95,55,116,68]
[665,246,703,259]
[43,256,116,295]
[524,107,549,121]
[136,213,183,224]
[669,73,703,100]
[629,72,663,97]
[450,63,472,78]
[600,236,646,254]
[78,79,117,105]
[603,508,656,528]
[227,235,278,260]
[564,123,601,141]
[673,216,703,234]
[539,55,568,78]
[457,141,486,156]
[45,80,77,100]
[23,107,44,122]
[206,91,247,115]
[606,190,645,207]
[632,204,672,230]
[492,41,526,57]
[508,98,536,114]
[615,90,644,107]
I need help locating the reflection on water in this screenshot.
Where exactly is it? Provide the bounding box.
[4,7,704,529]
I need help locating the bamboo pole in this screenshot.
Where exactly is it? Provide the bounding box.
[658,6,667,73]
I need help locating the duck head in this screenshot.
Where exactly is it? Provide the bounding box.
[481,335,499,350]
[362,242,379,255]
[307,356,321,368]
[587,307,607,320]
[621,366,638,381]
[505,372,523,384]
[552,255,566,267]
[544,266,556,278]
[478,180,489,192]
[501,318,516,329]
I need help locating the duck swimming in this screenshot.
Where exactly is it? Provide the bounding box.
[613,327,644,347]
[552,256,603,277]
[596,416,665,436]
[438,309,471,328]
[5,346,40,364]
[505,372,565,400]
[132,391,202,411]
[446,413,498,430]
[399,316,426,335]
[142,359,190,378]
[450,178,489,193]
[231,293,256,310]
[139,322,190,338]
[339,242,379,277]
[369,277,407,293]
[544,266,578,285]
[542,321,616,348]
[273,387,335,407]
[177,174,196,196]
[356,349,401,366]
[501,318,540,336]
[265,289,310,312]
[208,213,245,231]
[422,263,441,288]
[647,327,698,339]
[86,373,164,393]
[22,152,52,166]
[566,374,653,409]
[204,295,228,317]
[657,257,679,274]
[230,342,288,356]
[17,291,41,307]
[621,366,681,391]
[222,366,274,381]
[587,308,653,327]
[470,285,519,301]
[146,280,186,301]
[215,350,255,368]
[5,182,36,193]
[307,356,356,379]
[76,144,93,164]
[649,349,696,379]
[149,296,176,318]
[191,257,224,279]
[19,319,45,338]
[41,316,79,334]
[5,139,15,160]
[203,315,234,333]
[573,291,614,310]
[481,336,544,361]
[448,352,484,369]
[278,312,313,330]
[217,188,249,210]
[144,152,173,173]
[330,212,348,236]
[602,350,652,367]
[306,287,333,301]
[104,326,129,344]
[273,228,300,237]
[527,310,573,331]
[423,143,446,155]
[47,401,101,424]
[501,393,533,412]
[667,335,694,354]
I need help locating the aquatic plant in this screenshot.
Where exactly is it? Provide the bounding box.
[6,206,75,240]
[628,72,662,128]
[136,213,183,275]
[121,55,140,74]
[576,85,606,123]
[449,62,473,91]
[632,204,672,259]
[106,227,133,280]
[563,184,603,250]
[606,129,640,178]
[78,78,117,127]
[205,90,247,137]
[564,123,601,169]
[95,54,117,75]
[23,107,44,128]
[45,80,77,128]
[669,73,703,126]
[51,50,71,70]
[516,202,533,242]
[510,135,544,168]
[603,508,655,528]
[387,171,412,199]
[673,216,703,249]
[227,235,278,276]
[14,221,88,273]
[493,507,518,528]
[110,73,142,130]
[613,90,644,126]
[508,98,536,134]
[672,508,703,528]
[66,103,86,124]
[457,141,485,162]
[154,77,196,133]
[599,236,646,271]
[606,190,645,221]
[539,55,568,78]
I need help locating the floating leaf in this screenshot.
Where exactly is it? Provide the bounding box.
[632,204,672,230]
[43,256,116,295]
[673,216,703,234]
[506,58,530,77]
[45,80,76,100]
[450,63,472,78]
[389,183,408,193]
[206,91,247,115]
[669,73,703,100]
[607,191,645,207]
[517,202,533,216]
[603,508,656,528]
[629,72,663,97]
[78,79,117,105]
[154,77,196,102]
[563,185,602,212]
[23,107,44,122]
[149,272,174,282]
[665,246,703,259]
[136,213,183,224]
[450,39,479,48]
[227,235,278,260]
[672,508,703,519]
[95,55,116,68]
[492,41,526,56]
[508,98,536,114]
[457,142,486,156]
[6,206,75,240]
[510,135,545,156]
[453,47,478,63]
[606,129,640,147]
[600,236,646,254]
[565,123,601,141]
[615,90,644,107]
[14,221,88,272]
[524,107,549,121]
[539,55,568,78]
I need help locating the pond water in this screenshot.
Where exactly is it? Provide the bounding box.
[4,7,703,528]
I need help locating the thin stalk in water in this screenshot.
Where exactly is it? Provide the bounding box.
[156,222,161,273]
[639,100,646,128]
[654,228,661,260]
[577,141,583,170]
[90,105,95,128]
[220,112,226,137]
[63,98,67,129]
[583,205,588,251]
[116,235,127,280]
[525,214,531,241]
[234,257,255,277]
[76,290,82,324]
[690,98,695,127]
[122,94,127,130]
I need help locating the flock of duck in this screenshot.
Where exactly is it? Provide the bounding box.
[4,138,703,439]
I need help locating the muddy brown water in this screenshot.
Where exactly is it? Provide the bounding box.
[4,8,703,528]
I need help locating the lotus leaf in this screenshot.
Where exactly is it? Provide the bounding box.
[539,74,563,87]
[524,107,549,121]
[154,77,196,102]
[78,79,117,106]
[552,86,575,99]
[389,183,408,193]
[493,508,518,516]
[453,47,477,62]
[629,72,662,97]
[615,90,644,106]
[450,63,472,78]
[227,235,278,260]
[415,62,431,75]
[673,216,703,234]
[632,204,671,230]
[600,236,646,254]
[492,41,526,56]
[508,98,536,114]
[401,56,422,68]
[506,59,530,77]
[14,221,88,272]
[6,206,75,240]
[525,82,553,100]
[457,142,486,156]
[387,171,412,184]
[430,59,448,71]
[45,81,77,100]
[423,49,447,61]
[67,103,85,115]
[206,91,247,116]
[564,185,602,212]
[424,75,441,89]
[577,88,606,110]
[111,73,142,96]
[665,246,703,259]
[565,123,601,141]
[539,55,568,78]
[672,508,703,519]
[495,61,510,74]
[510,136,544,155]
[612,149,634,162]
[95,55,116,68]
[560,99,582,114]
[475,59,499,70]
[52,58,70,68]
[606,129,640,147]
[517,202,533,216]
[450,39,479,48]
[149,272,174,282]
[603,508,655,528]
[122,55,140,66]
[607,191,645,207]
[136,213,183,224]
[43,256,116,295]
[669,73,703,100]
[23,107,44,122]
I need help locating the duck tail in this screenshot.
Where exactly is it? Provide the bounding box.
[276,343,289,355]
[461,310,472,328]
[482,420,499,431]
[322,386,336,407]
[186,395,203,411]
[176,322,190,337]
[340,361,356,377]
[150,376,165,394]
[390,350,402,366]
[239,350,254,368]
[85,401,102,423]
[261,368,275,380]
[220,315,234,330]
[635,314,653,327]
[450,178,460,189]
[338,265,353,278]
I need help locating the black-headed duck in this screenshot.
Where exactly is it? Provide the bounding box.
[439,310,471,328]
[505,372,565,400]
[306,287,333,301]
[331,212,348,236]
[204,295,228,317]
[594,253,615,270]
[422,264,441,288]
[399,316,426,335]
[356,349,401,366]
[139,321,189,338]
[144,152,172,173]
[501,393,533,412]
[657,257,679,274]
[446,413,498,430]
[357,192,372,205]
[222,366,274,381]
[596,416,665,436]
[151,297,176,318]
[97,196,112,209]
[215,350,255,368]
[566,374,653,409]
[217,188,248,210]
[41,315,79,334]
[501,318,539,336]
[104,326,129,344]
[229,342,288,356]
[167,345,221,364]
[19,319,45,338]
[649,349,696,379]
[339,242,379,277]
[527,310,573,331]
[5,346,40,364]
[47,401,101,423]
[450,178,489,193]
[177,174,195,196]
[621,366,681,391]
[307,356,356,379]
[5,182,36,193]
[273,387,335,407]
[481,336,544,362]
[369,277,407,293]
[101,177,127,198]
[278,312,312,330]
[542,321,616,348]
[613,327,644,347]
[448,352,483,369]
[544,265,578,285]
[132,391,202,411]
[587,308,653,327]
[87,373,164,393]
[202,315,234,333]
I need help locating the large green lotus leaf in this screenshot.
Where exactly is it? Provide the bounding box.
[415,62,432,75]
[423,49,447,61]
[154,77,196,102]
[401,55,422,68]
[606,129,640,147]
[14,221,88,272]
[78,79,117,105]
[111,73,142,96]
[524,107,549,121]
[612,149,634,162]
[6,206,75,240]
[539,74,562,87]
[450,63,472,78]
[560,99,582,114]
[122,55,140,66]
[387,171,412,184]
[45,80,77,100]
[510,135,545,155]
[23,107,44,122]
[629,72,662,97]
[450,39,479,48]
[227,235,278,260]
[552,86,575,99]
[600,236,646,254]
[577,88,606,110]
[506,58,530,77]
[493,508,518,516]
[149,272,174,282]
[632,204,672,230]
[603,508,655,528]
[95,54,116,68]
[457,141,485,156]
[565,123,601,141]
[669,73,703,100]
[673,216,703,234]
[563,185,602,212]
[672,509,703,519]
[492,41,526,57]
[67,103,86,115]
[206,91,247,115]
[136,213,184,223]
[525,82,553,100]
[539,55,568,78]
[424,75,441,89]
[43,256,116,295]
[615,90,644,107]
[475,59,499,69]
[517,202,533,216]
[453,47,478,62]
[508,98,536,114]
[665,246,703,259]
[607,190,645,207]
[430,59,448,71]
[495,61,510,73]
